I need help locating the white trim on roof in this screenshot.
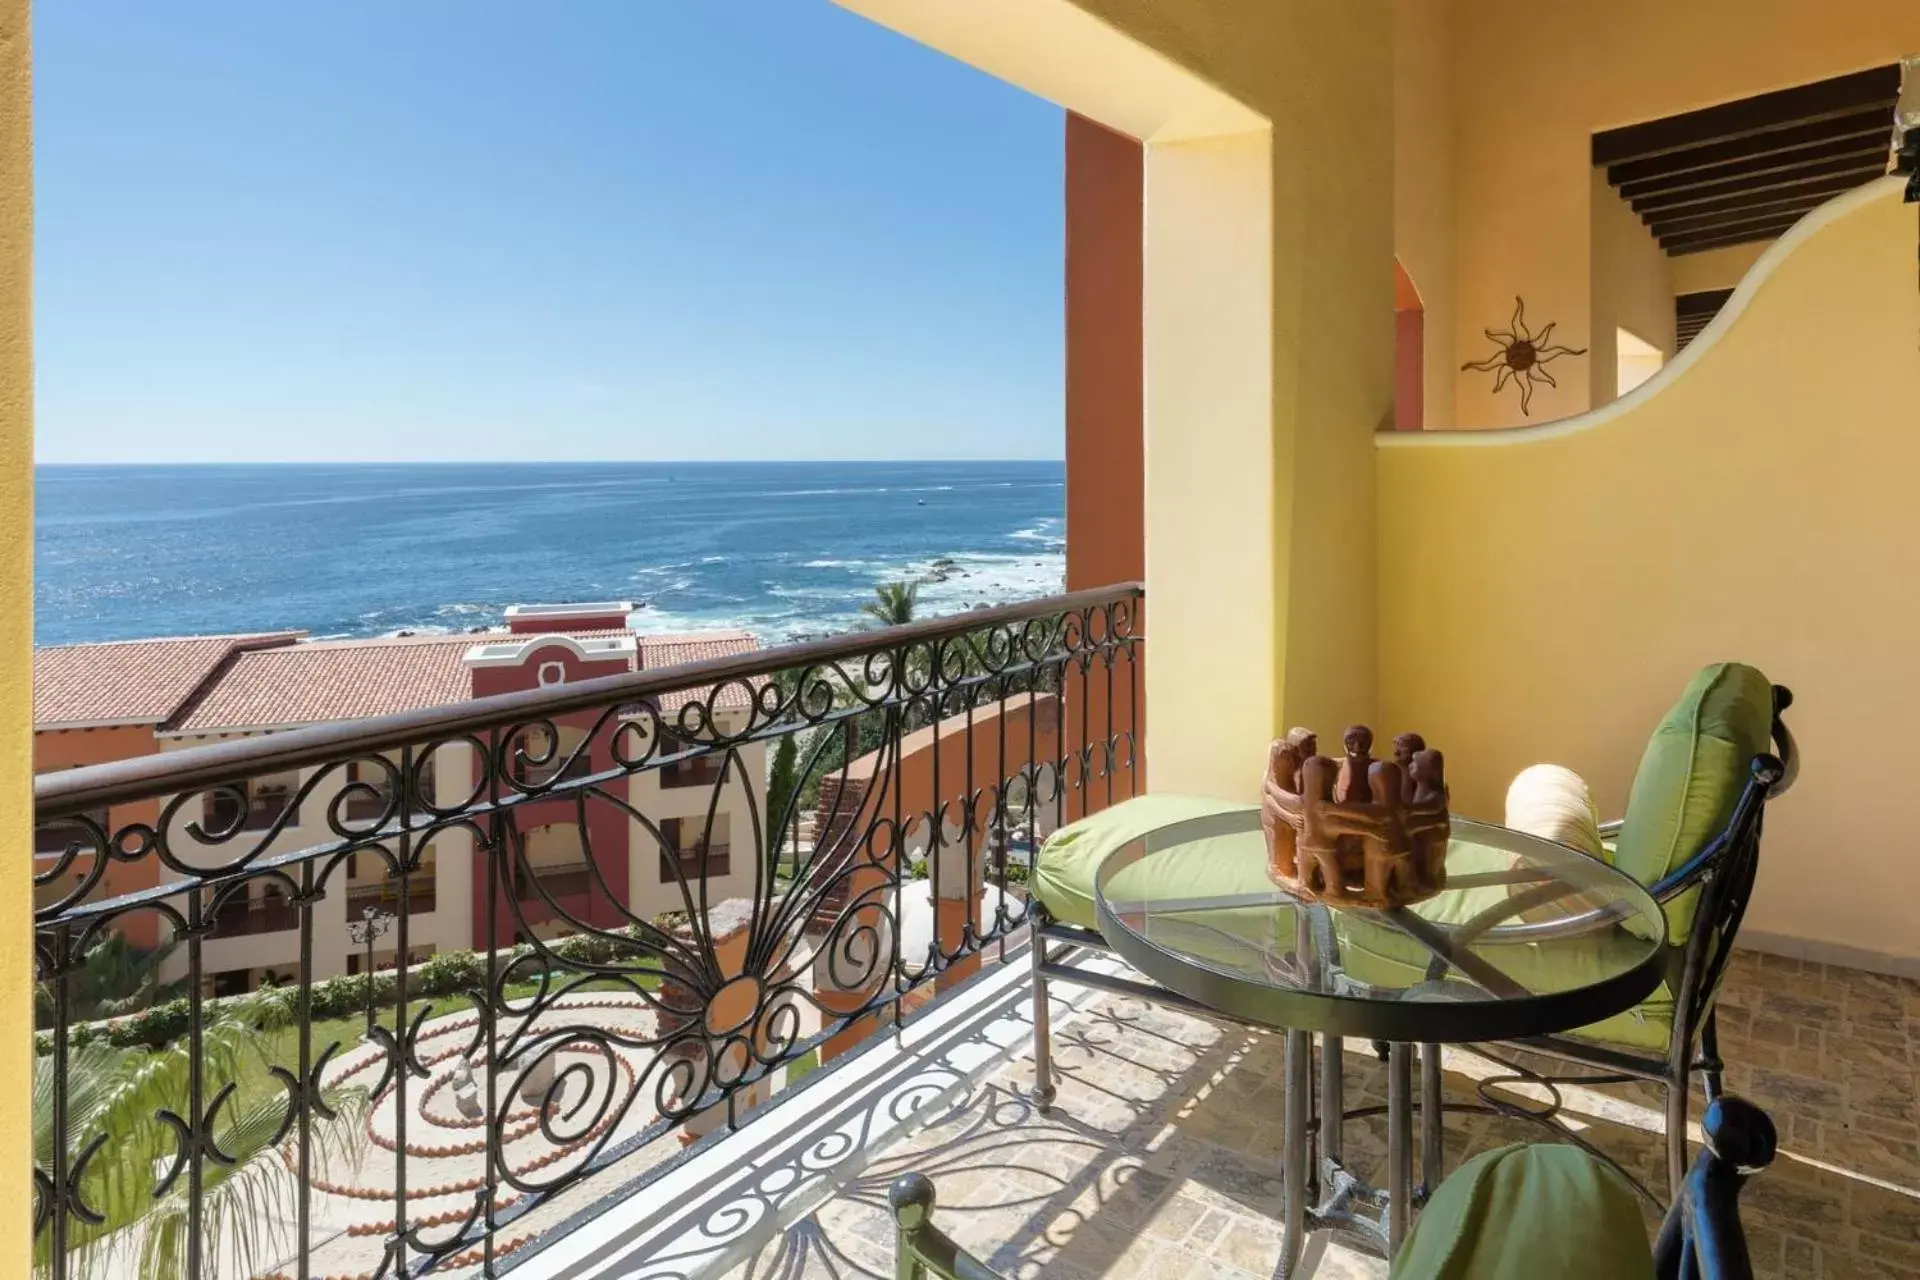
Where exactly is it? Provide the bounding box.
[503,602,635,620]
[32,630,305,653]
[463,634,638,668]
[155,725,300,740]
[33,717,168,732]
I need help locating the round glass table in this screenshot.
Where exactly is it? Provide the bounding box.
[1090,807,1668,1274]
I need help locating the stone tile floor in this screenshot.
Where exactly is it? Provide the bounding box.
[730,950,1918,1278]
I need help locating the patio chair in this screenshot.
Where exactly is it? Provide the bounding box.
[1478,668,1796,1200]
[1022,664,1796,1202]
[1391,1094,1778,1279]
[886,1094,1779,1280]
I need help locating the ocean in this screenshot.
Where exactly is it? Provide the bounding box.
[33,461,1066,647]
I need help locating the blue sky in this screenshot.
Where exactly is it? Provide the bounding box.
[34,3,1064,463]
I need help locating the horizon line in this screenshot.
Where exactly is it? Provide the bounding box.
[33,456,1067,467]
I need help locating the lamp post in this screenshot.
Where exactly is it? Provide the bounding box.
[346,904,395,1037]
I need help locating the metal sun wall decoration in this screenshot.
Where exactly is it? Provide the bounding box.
[1462,296,1587,416]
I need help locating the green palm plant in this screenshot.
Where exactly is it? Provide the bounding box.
[35,991,366,1279]
[35,935,183,1027]
[861,580,919,629]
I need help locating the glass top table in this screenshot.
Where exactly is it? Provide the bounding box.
[1091,807,1669,1045]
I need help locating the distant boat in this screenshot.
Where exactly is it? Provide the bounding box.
[916,498,925,506]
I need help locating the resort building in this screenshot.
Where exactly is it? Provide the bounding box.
[34,606,764,993]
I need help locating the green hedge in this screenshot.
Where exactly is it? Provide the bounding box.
[37,922,667,1056]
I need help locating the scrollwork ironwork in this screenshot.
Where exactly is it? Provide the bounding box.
[30,585,1142,1278]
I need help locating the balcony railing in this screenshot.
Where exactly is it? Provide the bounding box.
[514,861,595,901]
[659,752,724,789]
[659,841,732,880]
[30,583,1141,1279]
[345,878,439,917]
[212,891,302,937]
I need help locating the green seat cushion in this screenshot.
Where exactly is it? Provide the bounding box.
[1030,794,1255,931]
[1392,1143,1653,1279]
[1334,837,1674,1050]
[1614,663,1773,943]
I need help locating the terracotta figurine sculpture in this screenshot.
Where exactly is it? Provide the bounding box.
[1260,723,1451,909]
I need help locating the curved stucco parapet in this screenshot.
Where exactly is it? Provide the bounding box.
[1378,175,1911,450]
[1374,172,1920,968]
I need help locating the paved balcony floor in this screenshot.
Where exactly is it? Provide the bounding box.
[726,950,1920,1280]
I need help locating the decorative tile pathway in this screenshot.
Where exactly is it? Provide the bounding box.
[728,949,1920,1279]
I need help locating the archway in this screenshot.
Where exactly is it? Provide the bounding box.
[1394,259,1424,430]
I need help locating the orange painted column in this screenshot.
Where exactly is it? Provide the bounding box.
[1064,113,1145,818]
[33,727,165,948]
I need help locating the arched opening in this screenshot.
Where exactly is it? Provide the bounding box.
[1394,258,1424,430]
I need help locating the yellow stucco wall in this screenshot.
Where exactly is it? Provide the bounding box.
[1392,0,1456,429]
[838,0,1394,796]
[1672,241,1769,298]
[0,0,28,1271]
[1440,0,1920,430]
[1066,0,1394,752]
[1587,171,1673,408]
[1379,177,1920,968]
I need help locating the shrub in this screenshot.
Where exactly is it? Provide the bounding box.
[37,917,679,1056]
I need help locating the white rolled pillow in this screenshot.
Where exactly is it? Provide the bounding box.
[1504,764,1604,860]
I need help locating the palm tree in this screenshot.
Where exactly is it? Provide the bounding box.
[35,991,365,1279]
[35,935,181,1027]
[862,580,919,629]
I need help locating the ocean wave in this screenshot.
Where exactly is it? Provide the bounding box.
[1009,517,1065,545]
[761,483,960,497]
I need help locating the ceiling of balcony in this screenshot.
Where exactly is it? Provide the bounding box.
[1594,65,1900,256]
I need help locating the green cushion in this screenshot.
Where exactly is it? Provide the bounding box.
[1333,837,1674,1051]
[1392,1143,1654,1279]
[1030,794,1255,931]
[1614,663,1773,943]
[1101,811,1301,970]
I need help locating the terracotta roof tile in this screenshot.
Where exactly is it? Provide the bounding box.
[639,631,761,711]
[170,634,480,732]
[34,633,302,728]
[167,628,765,732]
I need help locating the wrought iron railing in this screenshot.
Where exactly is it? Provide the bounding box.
[31,584,1142,1279]
[890,1172,1005,1280]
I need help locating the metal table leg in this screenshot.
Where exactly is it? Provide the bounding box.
[1321,1032,1344,1172]
[1282,1026,1312,1278]
[1387,1042,1413,1258]
[1420,1042,1444,1201]
[1278,1034,1435,1275]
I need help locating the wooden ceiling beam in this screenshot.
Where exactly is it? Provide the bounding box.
[1629,156,1883,215]
[1676,288,1736,318]
[1645,189,1832,237]
[1606,108,1893,186]
[1662,217,1803,255]
[1592,65,1899,166]
[1652,206,1816,246]
[1617,135,1888,201]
